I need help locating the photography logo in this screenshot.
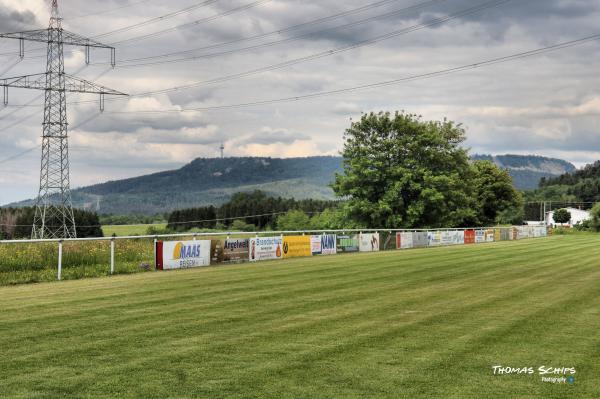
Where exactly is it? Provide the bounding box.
[492,365,577,385]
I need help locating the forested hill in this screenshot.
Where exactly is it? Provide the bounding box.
[7,155,576,215]
[471,154,576,190]
[530,160,600,202]
[75,156,344,214]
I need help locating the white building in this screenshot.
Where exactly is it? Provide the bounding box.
[545,208,591,227]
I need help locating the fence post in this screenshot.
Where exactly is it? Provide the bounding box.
[57,240,63,281]
[110,238,115,275]
[153,237,158,269]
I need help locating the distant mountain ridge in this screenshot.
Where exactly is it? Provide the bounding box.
[471,154,576,190]
[8,155,575,215]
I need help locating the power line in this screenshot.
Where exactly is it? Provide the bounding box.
[0,210,315,228]
[117,0,417,63]
[104,33,600,113]
[0,147,37,165]
[69,0,507,106]
[64,0,158,21]
[93,0,223,39]
[111,0,274,46]
[115,0,447,67]
[0,0,224,59]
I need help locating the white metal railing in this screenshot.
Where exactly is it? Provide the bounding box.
[0,226,544,282]
[0,226,517,244]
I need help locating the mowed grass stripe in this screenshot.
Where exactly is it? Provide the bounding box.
[0,236,585,342]
[0,235,598,398]
[0,238,592,354]
[0,236,582,316]
[4,244,585,366]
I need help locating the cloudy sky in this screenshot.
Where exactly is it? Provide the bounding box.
[0,0,599,204]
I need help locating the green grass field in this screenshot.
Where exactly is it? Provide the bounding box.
[102,223,166,237]
[1,235,598,398]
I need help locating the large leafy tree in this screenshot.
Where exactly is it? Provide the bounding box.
[472,160,523,225]
[333,112,477,228]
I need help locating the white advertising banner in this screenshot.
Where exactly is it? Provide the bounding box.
[440,231,464,246]
[359,233,380,252]
[249,236,283,261]
[157,240,211,270]
[311,235,322,255]
[401,232,413,249]
[475,230,486,243]
[428,231,442,247]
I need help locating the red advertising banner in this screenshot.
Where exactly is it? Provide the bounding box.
[464,229,475,244]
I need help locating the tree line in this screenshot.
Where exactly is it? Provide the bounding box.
[0,207,103,239]
[167,191,339,231]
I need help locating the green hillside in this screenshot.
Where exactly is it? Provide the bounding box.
[1,235,598,398]
[526,160,600,203]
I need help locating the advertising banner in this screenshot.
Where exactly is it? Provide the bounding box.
[337,234,359,252]
[475,229,486,243]
[221,238,249,263]
[494,229,502,242]
[283,235,312,258]
[311,235,322,255]
[412,232,428,248]
[428,231,442,247]
[156,240,212,270]
[440,230,464,246]
[464,229,475,244]
[359,233,380,252]
[249,236,283,262]
[485,229,495,242]
[320,234,337,255]
[380,232,397,250]
[500,228,512,241]
[396,232,414,249]
[516,227,530,240]
[533,226,547,238]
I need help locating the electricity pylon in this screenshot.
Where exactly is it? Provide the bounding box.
[0,0,127,239]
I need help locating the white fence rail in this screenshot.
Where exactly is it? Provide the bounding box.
[0,226,549,282]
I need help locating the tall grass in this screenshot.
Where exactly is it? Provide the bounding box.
[0,238,155,285]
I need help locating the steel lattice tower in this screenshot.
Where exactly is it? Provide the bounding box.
[0,0,127,239]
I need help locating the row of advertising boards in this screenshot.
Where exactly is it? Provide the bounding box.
[155,226,548,270]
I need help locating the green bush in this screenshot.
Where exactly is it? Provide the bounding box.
[588,203,600,232]
[553,208,571,224]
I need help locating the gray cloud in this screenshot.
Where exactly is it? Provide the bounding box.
[0,0,599,203]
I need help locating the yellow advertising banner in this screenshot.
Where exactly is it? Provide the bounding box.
[282,235,312,258]
[494,229,502,242]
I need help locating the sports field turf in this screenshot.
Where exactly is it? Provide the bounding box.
[0,235,598,398]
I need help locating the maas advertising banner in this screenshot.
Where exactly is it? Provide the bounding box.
[249,236,283,262]
[359,233,380,252]
[283,235,312,258]
[337,234,359,252]
[315,234,337,255]
[156,240,212,270]
[220,238,249,263]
